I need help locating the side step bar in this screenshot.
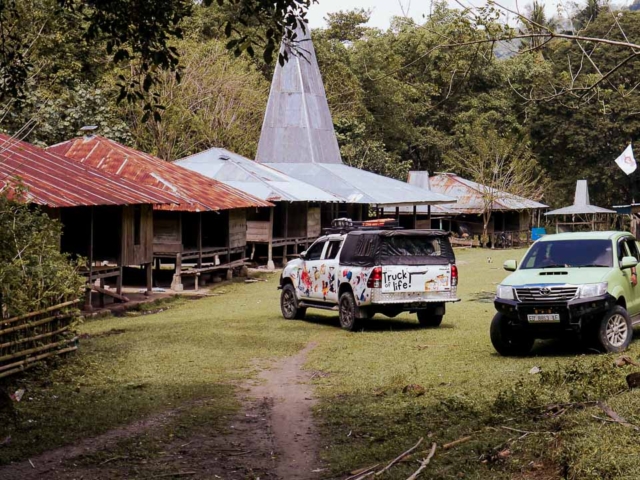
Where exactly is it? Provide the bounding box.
[298,301,339,311]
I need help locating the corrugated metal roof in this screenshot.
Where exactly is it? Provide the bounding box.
[546,180,616,215]
[255,27,342,165]
[263,163,458,206]
[175,147,340,203]
[0,134,180,208]
[388,172,546,214]
[48,136,272,212]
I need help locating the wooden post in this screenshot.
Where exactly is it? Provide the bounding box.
[283,203,289,264]
[395,206,400,222]
[413,205,417,229]
[197,212,203,268]
[428,205,432,223]
[267,206,275,271]
[145,262,152,296]
[99,277,105,308]
[171,253,183,291]
[85,207,94,311]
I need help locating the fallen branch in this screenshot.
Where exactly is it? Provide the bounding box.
[596,402,640,431]
[345,464,379,480]
[500,426,555,435]
[443,436,472,450]
[406,443,437,480]
[375,437,424,476]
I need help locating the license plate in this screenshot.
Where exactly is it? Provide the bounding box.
[527,313,560,323]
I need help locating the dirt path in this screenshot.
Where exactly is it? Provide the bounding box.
[0,342,325,479]
[245,341,324,479]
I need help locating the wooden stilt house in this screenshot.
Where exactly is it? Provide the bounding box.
[48,136,272,291]
[0,134,180,309]
[175,148,339,269]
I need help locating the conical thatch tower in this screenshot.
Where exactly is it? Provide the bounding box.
[256,28,341,165]
[256,28,456,207]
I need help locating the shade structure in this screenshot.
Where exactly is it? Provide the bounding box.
[175,147,339,203]
[545,180,616,215]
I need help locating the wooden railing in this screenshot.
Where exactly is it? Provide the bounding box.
[0,300,79,379]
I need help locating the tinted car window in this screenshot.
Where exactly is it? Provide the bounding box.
[324,240,342,260]
[306,241,325,261]
[522,240,613,269]
[381,236,443,256]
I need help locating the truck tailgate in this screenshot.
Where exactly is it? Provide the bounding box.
[381,265,452,294]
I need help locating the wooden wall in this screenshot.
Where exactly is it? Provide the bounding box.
[153,211,182,254]
[307,207,321,238]
[122,204,153,265]
[229,209,247,248]
[247,220,271,242]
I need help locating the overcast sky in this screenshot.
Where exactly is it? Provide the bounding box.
[306,0,634,29]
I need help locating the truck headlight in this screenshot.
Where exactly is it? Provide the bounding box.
[578,282,608,299]
[496,285,515,300]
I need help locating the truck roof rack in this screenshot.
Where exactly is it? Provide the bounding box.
[323,218,403,234]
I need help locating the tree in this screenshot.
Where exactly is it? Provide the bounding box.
[0,0,315,120]
[120,39,269,160]
[519,1,558,52]
[444,122,546,242]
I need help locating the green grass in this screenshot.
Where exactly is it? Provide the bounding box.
[2,248,640,479]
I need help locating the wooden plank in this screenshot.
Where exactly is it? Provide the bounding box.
[229,209,247,248]
[90,285,130,303]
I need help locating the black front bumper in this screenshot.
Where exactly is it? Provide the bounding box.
[494,294,614,336]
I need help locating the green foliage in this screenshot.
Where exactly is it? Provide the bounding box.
[0,191,84,317]
[119,38,268,160]
[529,10,640,207]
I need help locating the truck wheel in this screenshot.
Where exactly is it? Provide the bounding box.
[339,291,359,331]
[417,309,443,327]
[490,312,534,356]
[595,306,632,353]
[280,284,306,320]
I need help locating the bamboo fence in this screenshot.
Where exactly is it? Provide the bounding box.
[0,300,80,379]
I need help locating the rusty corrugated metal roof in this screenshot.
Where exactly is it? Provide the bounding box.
[48,136,272,212]
[0,134,180,208]
[421,173,547,214]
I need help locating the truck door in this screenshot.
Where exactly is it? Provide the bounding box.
[622,238,640,315]
[301,240,327,301]
[321,239,343,303]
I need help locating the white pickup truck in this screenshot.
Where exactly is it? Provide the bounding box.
[278,225,459,330]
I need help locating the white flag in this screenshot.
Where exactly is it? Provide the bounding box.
[615,144,637,175]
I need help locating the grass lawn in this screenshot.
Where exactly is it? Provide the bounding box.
[2,248,640,478]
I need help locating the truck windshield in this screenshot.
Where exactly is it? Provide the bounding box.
[521,239,613,269]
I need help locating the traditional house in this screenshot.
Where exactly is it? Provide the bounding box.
[175,148,339,269]
[0,134,180,308]
[547,180,617,233]
[389,172,548,246]
[47,136,271,290]
[254,29,456,217]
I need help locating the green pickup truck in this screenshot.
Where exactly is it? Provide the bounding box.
[492,231,640,355]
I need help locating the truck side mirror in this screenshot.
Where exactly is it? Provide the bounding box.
[621,256,638,270]
[503,259,518,272]
[300,251,307,260]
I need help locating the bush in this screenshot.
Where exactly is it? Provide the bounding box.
[0,192,84,317]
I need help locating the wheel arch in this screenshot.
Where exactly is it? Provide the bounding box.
[338,281,354,298]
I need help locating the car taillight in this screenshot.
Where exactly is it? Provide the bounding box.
[451,264,458,287]
[367,266,382,288]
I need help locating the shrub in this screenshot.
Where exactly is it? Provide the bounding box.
[0,191,84,318]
